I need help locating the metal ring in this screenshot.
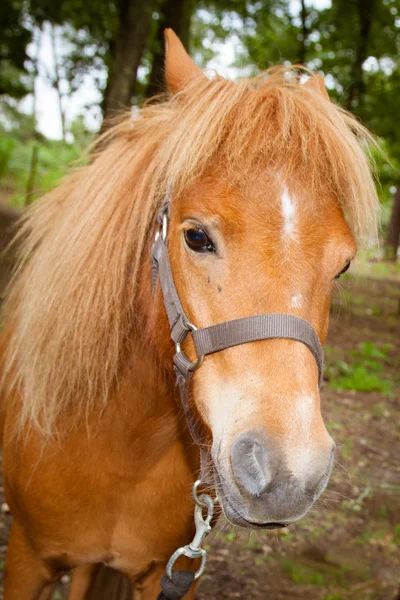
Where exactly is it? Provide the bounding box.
[193,481,213,511]
[175,322,204,372]
[175,344,204,372]
[193,480,202,503]
[166,546,207,580]
[162,212,168,242]
[184,321,197,332]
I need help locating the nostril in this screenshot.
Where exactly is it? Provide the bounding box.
[230,432,273,497]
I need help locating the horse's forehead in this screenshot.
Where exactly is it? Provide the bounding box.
[179,174,346,235]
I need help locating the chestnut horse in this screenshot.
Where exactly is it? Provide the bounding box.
[0,30,378,600]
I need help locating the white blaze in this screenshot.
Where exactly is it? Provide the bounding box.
[281,185,296,239]
[291,294,303,309]
[285,394,317,479]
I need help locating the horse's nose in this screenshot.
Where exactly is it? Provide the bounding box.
[230,431,279,497]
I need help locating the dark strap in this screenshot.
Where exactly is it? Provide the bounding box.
[193,314,323,385]
[151,229,191,345]
[174,368,202,445]
[157,571,195,600]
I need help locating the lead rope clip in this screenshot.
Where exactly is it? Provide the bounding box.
[166,480,214,581]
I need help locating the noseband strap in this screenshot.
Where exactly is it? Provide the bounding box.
[151,206,324,456]
[192,314,323,383]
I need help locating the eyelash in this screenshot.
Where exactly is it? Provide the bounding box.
[335,262,351,279]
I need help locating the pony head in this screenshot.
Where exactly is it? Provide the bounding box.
[154,30,377,527]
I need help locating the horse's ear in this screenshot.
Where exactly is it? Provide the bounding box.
[305,74,330,101]
[164,28,204,94]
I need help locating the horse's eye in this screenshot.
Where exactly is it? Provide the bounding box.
[184,227,215,253]
[335,262,351,279]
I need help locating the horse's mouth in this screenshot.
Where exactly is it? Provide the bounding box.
[213,467,290,530]
[224,501,289,530]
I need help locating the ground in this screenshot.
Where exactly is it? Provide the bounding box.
[0,212,399,599]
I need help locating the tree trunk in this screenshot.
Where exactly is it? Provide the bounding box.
[298,0,308,65]
[50,23,66,141]
[145,0,192,98]
[31,26,42,133]
[345,0,374,110]
[102,0,157,124]
[386,186,400,261]
[25,144,39,206]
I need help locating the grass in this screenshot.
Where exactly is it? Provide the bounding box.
[325,342,395,395]
[393,524,400,545]
[340,439,354,460]
[283,559,325,586]
[357,528,387,545]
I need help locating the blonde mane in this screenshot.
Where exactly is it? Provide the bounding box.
[3,67,379,435]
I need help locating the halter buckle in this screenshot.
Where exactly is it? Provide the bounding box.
[175,322,204,372]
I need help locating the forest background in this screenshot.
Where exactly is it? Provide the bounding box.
[1,0,400,258]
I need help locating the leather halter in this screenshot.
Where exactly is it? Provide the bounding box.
[151,200,324,457]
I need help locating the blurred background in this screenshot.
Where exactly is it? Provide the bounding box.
[0,0,399,230]
[0,1,399,599]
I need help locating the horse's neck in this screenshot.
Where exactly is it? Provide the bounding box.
[86,342,196,479]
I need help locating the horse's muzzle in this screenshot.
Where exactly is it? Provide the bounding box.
[213,430,335,529]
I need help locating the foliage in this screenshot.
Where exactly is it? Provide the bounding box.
[314,0,400,200]
[0,136,15,178]
[239,0,315,68]
[0,0,32,98]
[0,125,92,207]
[0,0,399,224]
[326,342,395,395]
[283,559,325,586]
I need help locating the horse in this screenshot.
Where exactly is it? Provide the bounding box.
[0,29,379,600]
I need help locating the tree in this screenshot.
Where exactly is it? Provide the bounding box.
[387,187,400,260]
[146,0,193,98]
[315,0,400,256]
[49,24,67,140]
[345,0,375,110]
[237,0,321,70]
[21,0,116,134]
[102,0,158,121]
